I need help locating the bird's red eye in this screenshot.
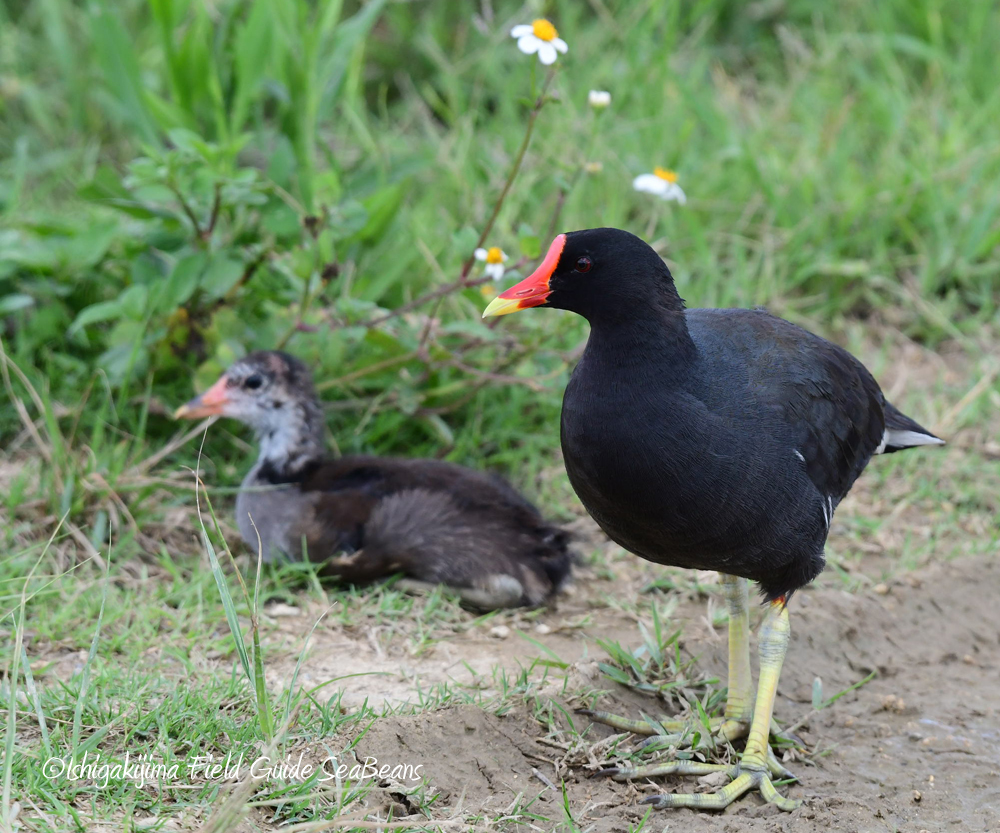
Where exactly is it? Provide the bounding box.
[575,256,592,273]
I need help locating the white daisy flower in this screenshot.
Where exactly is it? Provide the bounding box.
[632,167,687,204]
[474,246,509,281]
[510,19,568,66]
[588,90,611,109]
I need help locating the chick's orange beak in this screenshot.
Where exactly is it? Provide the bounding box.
[173,376,231,420]
[482,233,566,318]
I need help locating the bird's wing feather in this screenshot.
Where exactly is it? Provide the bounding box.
[687,309,886,503]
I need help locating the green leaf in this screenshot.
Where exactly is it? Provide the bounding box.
[87,1,159,145]
[422,414,454,446]
[200,255,245,299]
[120,285,149,320]
[318,0,388,115]
[352,183,405,245]
[0,294,35,314]
[160,252,207,310]
[266,137,297,189]
[231,0,274,133]
[364,328,411,356]
[519,233,541,260]
[70,300,124,335]
[98,320,149,381]
[262,204,302,240]
[59,222,119,270]
[167,127,212,159]
[329,199,368,239]
[202,530,254,683]
[596,663,630,685]
[811,677,824,711]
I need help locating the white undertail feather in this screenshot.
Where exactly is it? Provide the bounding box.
[876,428,946,454]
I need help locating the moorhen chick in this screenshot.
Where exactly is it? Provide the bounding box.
[174,351,571,610]
[484,228,943,809]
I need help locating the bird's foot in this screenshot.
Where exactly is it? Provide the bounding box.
[577,707,798,759]
[599,743,795,783]
[591,601,802,812]
[579,707,800,803]
[640,763,801,811]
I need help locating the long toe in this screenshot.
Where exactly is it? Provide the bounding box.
[641,769,802,812]
[607,759,735,782]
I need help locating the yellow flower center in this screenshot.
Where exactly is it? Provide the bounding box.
[532,19,558,41]
[485,246,504,264]
[654,167,679,183]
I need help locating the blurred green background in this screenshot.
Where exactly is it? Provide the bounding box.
[1,0,997,533]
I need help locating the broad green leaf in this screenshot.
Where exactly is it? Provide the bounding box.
[120,285,149,320]
[329,200,368,240]
[59,223,118,270]
[0,294,34,314]
[452,226,480,254]
[266,137,297,189]
[200,255,245,299]
[101,320,149,381]
[70,300,124,335]
[262,204,302,240]
[159,252,208,311]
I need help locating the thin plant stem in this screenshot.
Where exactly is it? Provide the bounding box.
[415,68,557,350]
[276,218,326,350]
[547,108,607,240]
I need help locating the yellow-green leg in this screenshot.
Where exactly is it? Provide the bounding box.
[641,599,801,811]
[579,574,754,742]
[585,576,794,785]
[719,573,753,733]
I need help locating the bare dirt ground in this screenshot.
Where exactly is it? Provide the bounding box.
[257,542,1000,833]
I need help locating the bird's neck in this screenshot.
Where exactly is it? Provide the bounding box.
[253,400,326,483]
[584,309,697,375]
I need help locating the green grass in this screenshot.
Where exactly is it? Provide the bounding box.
[2,0,999,828]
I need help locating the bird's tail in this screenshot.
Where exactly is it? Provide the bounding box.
[879,402,945,454]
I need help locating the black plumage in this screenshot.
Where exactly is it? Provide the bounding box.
[175,351,571,609]
[486,227,943,599]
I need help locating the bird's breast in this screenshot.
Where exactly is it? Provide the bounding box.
[559,358,825,574]
[560,371,712,565]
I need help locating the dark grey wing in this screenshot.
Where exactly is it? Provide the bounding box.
[690,308,887,505]
[772,327,886,503]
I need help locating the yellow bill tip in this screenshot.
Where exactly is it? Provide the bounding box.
[482,295,525,318]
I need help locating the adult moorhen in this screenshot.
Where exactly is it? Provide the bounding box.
[174,351,572,610]
[484,227,943,809]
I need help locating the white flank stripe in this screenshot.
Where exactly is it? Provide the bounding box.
[875,430,888,455]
